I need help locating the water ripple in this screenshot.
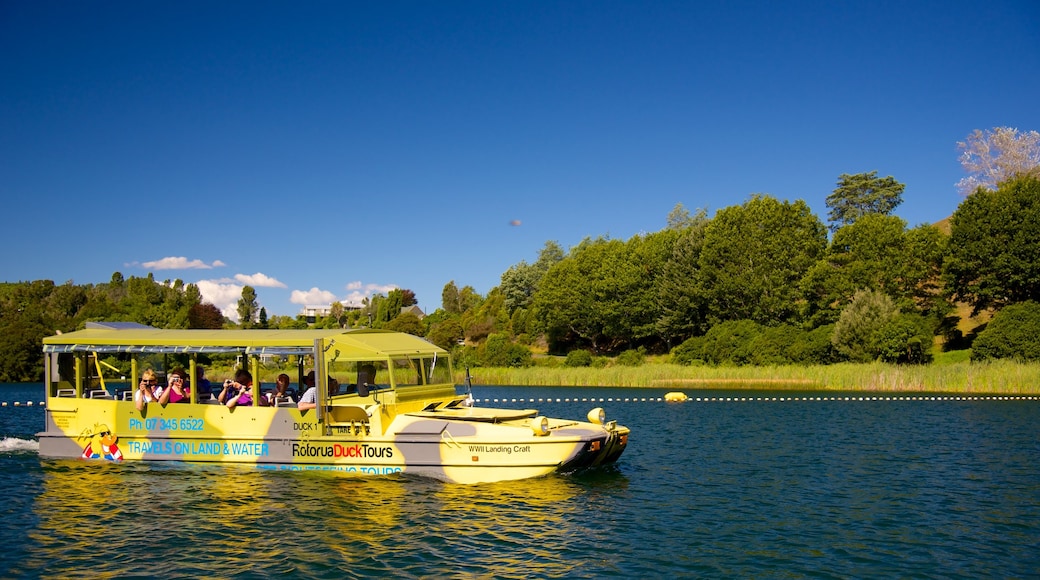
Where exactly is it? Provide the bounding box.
[2,385,1039,578]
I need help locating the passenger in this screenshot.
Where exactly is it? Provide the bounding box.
[219,370,254,409]
[134,369,159,411]
[356,364,377,397]
[260,373,293,406]
[195,366,213,401]
[159,368,191,405]
[297,371,339,410]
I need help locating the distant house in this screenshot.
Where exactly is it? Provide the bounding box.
[300,305,332,324]
[401,305,425,319]
[300,303,362,324]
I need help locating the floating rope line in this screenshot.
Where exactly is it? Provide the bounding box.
[475,395,1039,403]
[3,395,1038,408]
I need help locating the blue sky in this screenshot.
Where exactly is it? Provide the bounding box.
[2,1,1038,320]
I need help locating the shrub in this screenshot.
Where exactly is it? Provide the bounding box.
[787,324,842,365]
[616,348,646,366]
[832,289,899,362]
[971,301,1040,361]
[564,349,593,367]
[701,320,766,365]
[671,336,706,365]
[482,333,533,368]
[873,313,934,364]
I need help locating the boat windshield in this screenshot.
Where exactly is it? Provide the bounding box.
[326,355,452,390]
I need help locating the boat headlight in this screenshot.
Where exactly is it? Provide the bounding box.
[587,407,606,425]
[531,416,550,436]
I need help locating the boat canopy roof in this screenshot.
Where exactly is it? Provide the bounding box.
[42,327,448,358]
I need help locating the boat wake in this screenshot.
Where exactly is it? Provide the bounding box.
[0,437,40,454]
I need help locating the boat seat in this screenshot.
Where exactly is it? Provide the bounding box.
[275,396,296,407]
[56,389,76,398]
[121,391,134,401]
[88,389,113,400]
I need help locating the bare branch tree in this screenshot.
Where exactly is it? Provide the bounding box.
[956,126,1040,195]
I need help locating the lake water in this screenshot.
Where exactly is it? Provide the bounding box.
[2,383,1039,578]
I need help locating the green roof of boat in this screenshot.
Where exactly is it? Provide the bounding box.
[43,327,446,357]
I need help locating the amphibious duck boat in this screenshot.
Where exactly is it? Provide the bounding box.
[38,324,629,484]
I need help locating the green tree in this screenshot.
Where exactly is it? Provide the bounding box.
[970,301,1040,361]
[825,171,905,232]
[801,215,947,326]
[873,313,933,364]
[427,317,464,350]
[481,333,533,367]
[831,289,899,362]
[500,240,564,315]
[441,281,462,314]
[385,312,424,336]
[700,195,827,326]
[534,233,672,354]
[944,175,1040,314]
[328,301,345,328]
[657,209,709,344]
[666,202,700,230]
[237,286,258,328]
[461,287,508,343]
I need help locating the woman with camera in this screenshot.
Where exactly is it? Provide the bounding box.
[134,369,159,412]
[158,368,191,405]
[219,369,255,409]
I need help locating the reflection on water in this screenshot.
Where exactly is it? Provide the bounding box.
[17,457,628,578]
[3,384,1040,578]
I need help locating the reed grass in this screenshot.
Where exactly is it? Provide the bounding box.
[459,361,1040,394]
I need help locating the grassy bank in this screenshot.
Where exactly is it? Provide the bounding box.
[459,360,1040,395]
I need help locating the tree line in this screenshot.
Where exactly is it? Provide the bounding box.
[2,127,1039,380]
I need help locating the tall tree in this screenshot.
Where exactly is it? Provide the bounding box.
[441,281,462,314]
[657,208,710,343]
[666,202,698,230]
[957,127,1040,195]
[800,215,947,326]
[501,240,565,315]
[399,289,417,307]
[700,195,828,326]
[825,171,905,232]
[188,303,225,329]
[944,175,1040,314]
[534,233,672,354]
[237,286,258,328]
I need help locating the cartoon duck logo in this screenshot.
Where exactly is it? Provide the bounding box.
[80,424,123,461]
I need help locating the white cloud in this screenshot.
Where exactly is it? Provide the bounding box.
[340,281,398,308]
[290,287,339,306]
[195,279,245,322]
[235,272,287,288]
[142,256,224,270]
